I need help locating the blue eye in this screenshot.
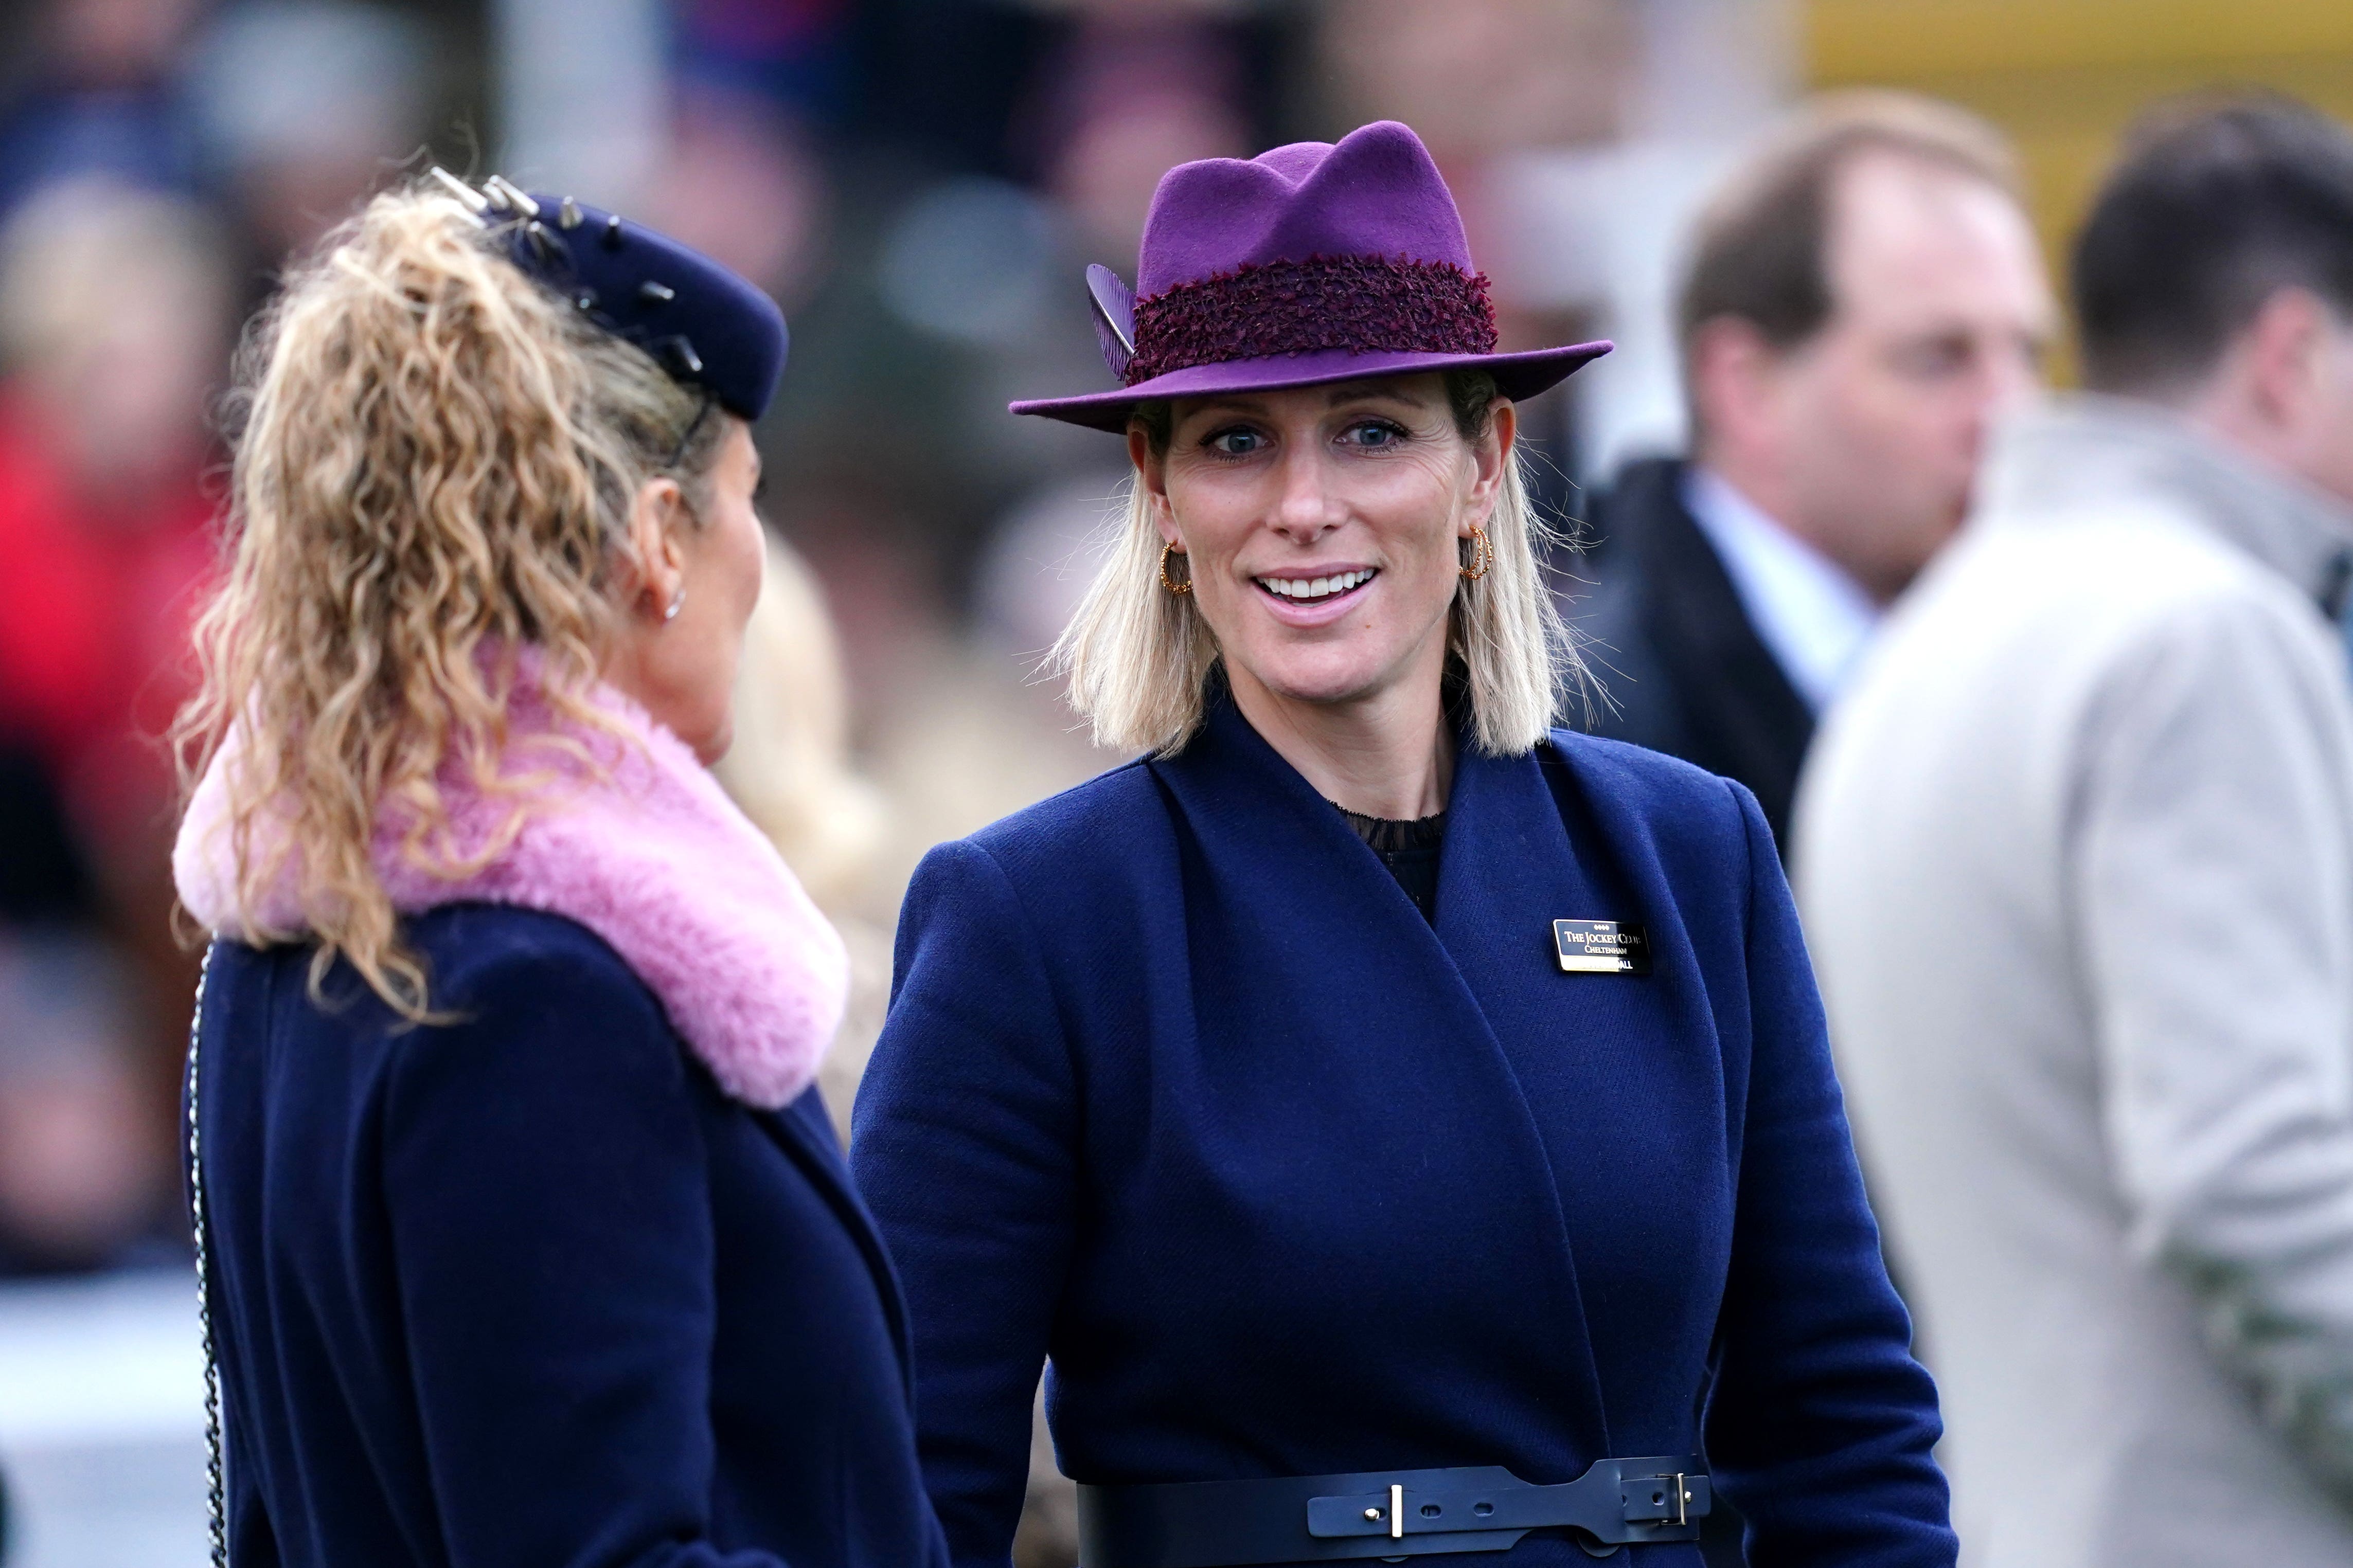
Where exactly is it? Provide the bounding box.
[1206,427,1264,456]
[1346,420,1407,448]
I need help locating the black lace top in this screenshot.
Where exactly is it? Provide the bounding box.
[1335,805,1447,923]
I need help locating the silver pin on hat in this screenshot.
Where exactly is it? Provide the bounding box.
[484,175,540,218]
[426,166,491,221]
[559,196,582,230]
[638,280,675,303]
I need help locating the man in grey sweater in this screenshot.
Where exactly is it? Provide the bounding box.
[1797,96,2353,1564]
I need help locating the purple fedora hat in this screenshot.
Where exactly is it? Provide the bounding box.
[1011,120,1611,432]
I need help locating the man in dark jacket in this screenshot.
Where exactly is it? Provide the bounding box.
[1577,92,2054,848]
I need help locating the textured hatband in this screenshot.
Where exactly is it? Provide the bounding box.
[1124,254,1498,386]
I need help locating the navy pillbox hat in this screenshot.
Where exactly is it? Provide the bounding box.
[450,174,788,421]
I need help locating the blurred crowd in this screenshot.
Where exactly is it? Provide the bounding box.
[9,0,2353,1562]
[0,0,1779,1285]
[0,6,1767,1559]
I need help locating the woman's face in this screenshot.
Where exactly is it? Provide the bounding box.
[609,417,766,763]
[1133,374,1511,713]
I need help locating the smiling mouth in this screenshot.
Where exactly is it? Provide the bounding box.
[1255,568,1378,605]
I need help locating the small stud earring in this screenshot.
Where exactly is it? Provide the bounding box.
[1159,540,1193,596]
[664,587,685,622]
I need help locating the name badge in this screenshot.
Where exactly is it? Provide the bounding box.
[1554,919,1650,975]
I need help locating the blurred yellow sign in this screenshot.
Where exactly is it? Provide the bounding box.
[1808,0,2353,381]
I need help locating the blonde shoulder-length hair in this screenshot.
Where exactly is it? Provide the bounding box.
[175,181,725,1018]
[1050,370,1588,758]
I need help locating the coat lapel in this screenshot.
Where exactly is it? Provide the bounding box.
[1430,744,1613,1441]
[756,1091,919,1391]
[1437,740,1737,1436]
[1149,696,1614,1467]
[1626,459,1814,844]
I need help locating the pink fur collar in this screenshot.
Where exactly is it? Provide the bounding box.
[173,672,845,1111]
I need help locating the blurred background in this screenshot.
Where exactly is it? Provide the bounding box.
[0,1,2348,1564]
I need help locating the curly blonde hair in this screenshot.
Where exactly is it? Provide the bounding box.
[174,181,724,1017]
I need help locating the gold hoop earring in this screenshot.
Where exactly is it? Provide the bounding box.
[1459,524,1493,582]
[1159,540,1194,596]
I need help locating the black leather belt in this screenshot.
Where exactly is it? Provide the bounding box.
[1077,1456,1711,1566]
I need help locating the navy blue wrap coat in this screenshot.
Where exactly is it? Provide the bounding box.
[851,697,1956,1567]
[192,906,948,1568]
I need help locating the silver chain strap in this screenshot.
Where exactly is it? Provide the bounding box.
[183,943,229,1568]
